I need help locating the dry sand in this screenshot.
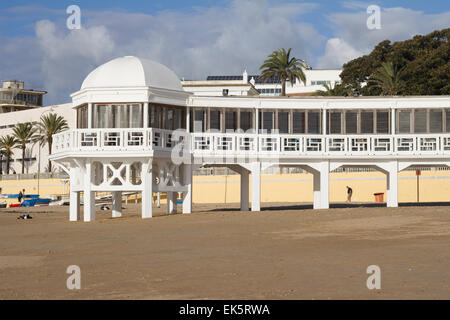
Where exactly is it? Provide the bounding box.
[0,202,449,299]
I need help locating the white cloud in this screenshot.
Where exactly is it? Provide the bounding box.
[317,38,363,69]
[317,6,450,68]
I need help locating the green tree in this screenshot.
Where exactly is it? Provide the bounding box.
[0,135,18,174]
[369,61,406,95]
[12,122,35,174]
[259,48,306,96]
[33,113,68,172]
[340,28,450,96]
[313,83,352,96]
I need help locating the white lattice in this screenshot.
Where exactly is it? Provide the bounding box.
[373,138,391,152]
[238,137,256,151]
[193,136,211,150]
[80,132,98,147]
[216,136,234,151]
[305,138,322,152]
[282,137,301,152]
[349,138,368,152]
[328,138,345,152]
[419,137,437,151]
[127,131,144,146]
[396,137,414,152]
[260,137,278,152]
[103,131,121,147]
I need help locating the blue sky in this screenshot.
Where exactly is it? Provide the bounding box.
[0,0,449,104]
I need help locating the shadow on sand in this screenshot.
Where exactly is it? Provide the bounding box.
[207,201,450,212]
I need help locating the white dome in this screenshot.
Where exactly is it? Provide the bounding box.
[81,56,183,91]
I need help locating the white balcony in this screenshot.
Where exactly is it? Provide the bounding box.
[51,128,450,160]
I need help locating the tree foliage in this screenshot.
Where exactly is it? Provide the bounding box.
[340,28,450,96]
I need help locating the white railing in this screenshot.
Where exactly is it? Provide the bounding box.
[52,129,450,157]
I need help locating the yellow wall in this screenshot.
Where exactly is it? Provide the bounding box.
[1,170,450,206]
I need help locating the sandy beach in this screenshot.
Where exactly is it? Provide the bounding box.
[0,203,449,299]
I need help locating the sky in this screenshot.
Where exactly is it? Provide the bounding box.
[0,0,449,105]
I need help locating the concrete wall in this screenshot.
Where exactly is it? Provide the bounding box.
[3,170,449,206]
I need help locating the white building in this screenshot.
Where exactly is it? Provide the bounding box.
[181,69,342,96]
[45,56,450,222]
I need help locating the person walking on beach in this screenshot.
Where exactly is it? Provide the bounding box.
[346,186,353,203]
[18,190,23,203]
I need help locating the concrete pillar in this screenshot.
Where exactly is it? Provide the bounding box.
[87,103,93,128]
[182,164,192,214]
[143,102,149,128]
[141,161,153,218]
[386,161,399,207]
[312,161,329,209]
[167,192,177,214]
[69,191,80,221]
[157,192,161,208]
[240,169,249,211]
[83,162,95,222]
[112,191,122,218]
[251,162,261,211]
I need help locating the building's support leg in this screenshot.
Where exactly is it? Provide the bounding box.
[141,161,153,219]
[112,191,122,218]
[240,169,249,211]
[251,162,261,211]
[69,191,80,221]
[83,162,95,222]
[183,164,192,214]
[386,161,399,207]
[157,192,161,208]
[167,192,177,214]
[312,161,329,210]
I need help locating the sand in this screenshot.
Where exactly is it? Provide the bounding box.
[0,202,449,299]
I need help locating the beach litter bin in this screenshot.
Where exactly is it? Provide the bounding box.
[374,192,384,203]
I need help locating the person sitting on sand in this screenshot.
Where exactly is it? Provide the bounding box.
[346,186,353,203]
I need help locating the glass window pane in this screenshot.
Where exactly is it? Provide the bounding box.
[376,111,389,134]
[308,111,320,134]
[328,112,341,134]
[398,111,411,133]
[240,111,252,132]
[263,112,273,133]
[361,111,374,134]
[293,112,305,133]
[278,112,289,134]
[430,110,442,133]
[194,109,205,132]
[210,110,221,131]
[345,111,357,134]
[225,111,237,131]
[414,110,427,133]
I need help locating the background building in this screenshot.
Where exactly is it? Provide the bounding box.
[0,80,46,113]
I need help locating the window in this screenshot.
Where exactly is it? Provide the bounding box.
[398,111,411,133]
[293,112,305,133]
[210,109,221,131]
[430,110,443,133]
[225,111,237,131]
[193,109,206,132]
[77,105,88,128]
[240,111,252,132]
[360,111,374,134]
[259,111,274,133]
[328,111,342,134]
[345,111,357,134]
[308,111,321,134]
[414,110,427,133]
[278,111,289,133]
[376,111,389,134]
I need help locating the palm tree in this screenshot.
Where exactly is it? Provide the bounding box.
[259,48,306,96]
[313,83,351,96]
[12,122,35,174]
[369,61,406,95]
[0,135,18,174]
[33,113,68,172]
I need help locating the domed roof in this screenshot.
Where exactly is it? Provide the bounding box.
[81,56,183,91]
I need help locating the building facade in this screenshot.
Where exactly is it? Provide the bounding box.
[0,81,46,113]
[47,56,450,222]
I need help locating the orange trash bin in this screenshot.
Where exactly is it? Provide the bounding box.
[374,193,384,203]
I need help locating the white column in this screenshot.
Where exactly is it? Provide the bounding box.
[69,191,80,221]
[112,191,122,218]
[387,161,399,207]
[182,164,192,214]
[143,102,149,128]
[391,107,396,134]
[157,192,161,208]
[83,161,95,222]
[167,192,177,214]
[141,161,153,218]
[186,106,191,132]
[87,103,93,129]
[240,169,249,211]
[312,161,329,209]
[251,162,261,211]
